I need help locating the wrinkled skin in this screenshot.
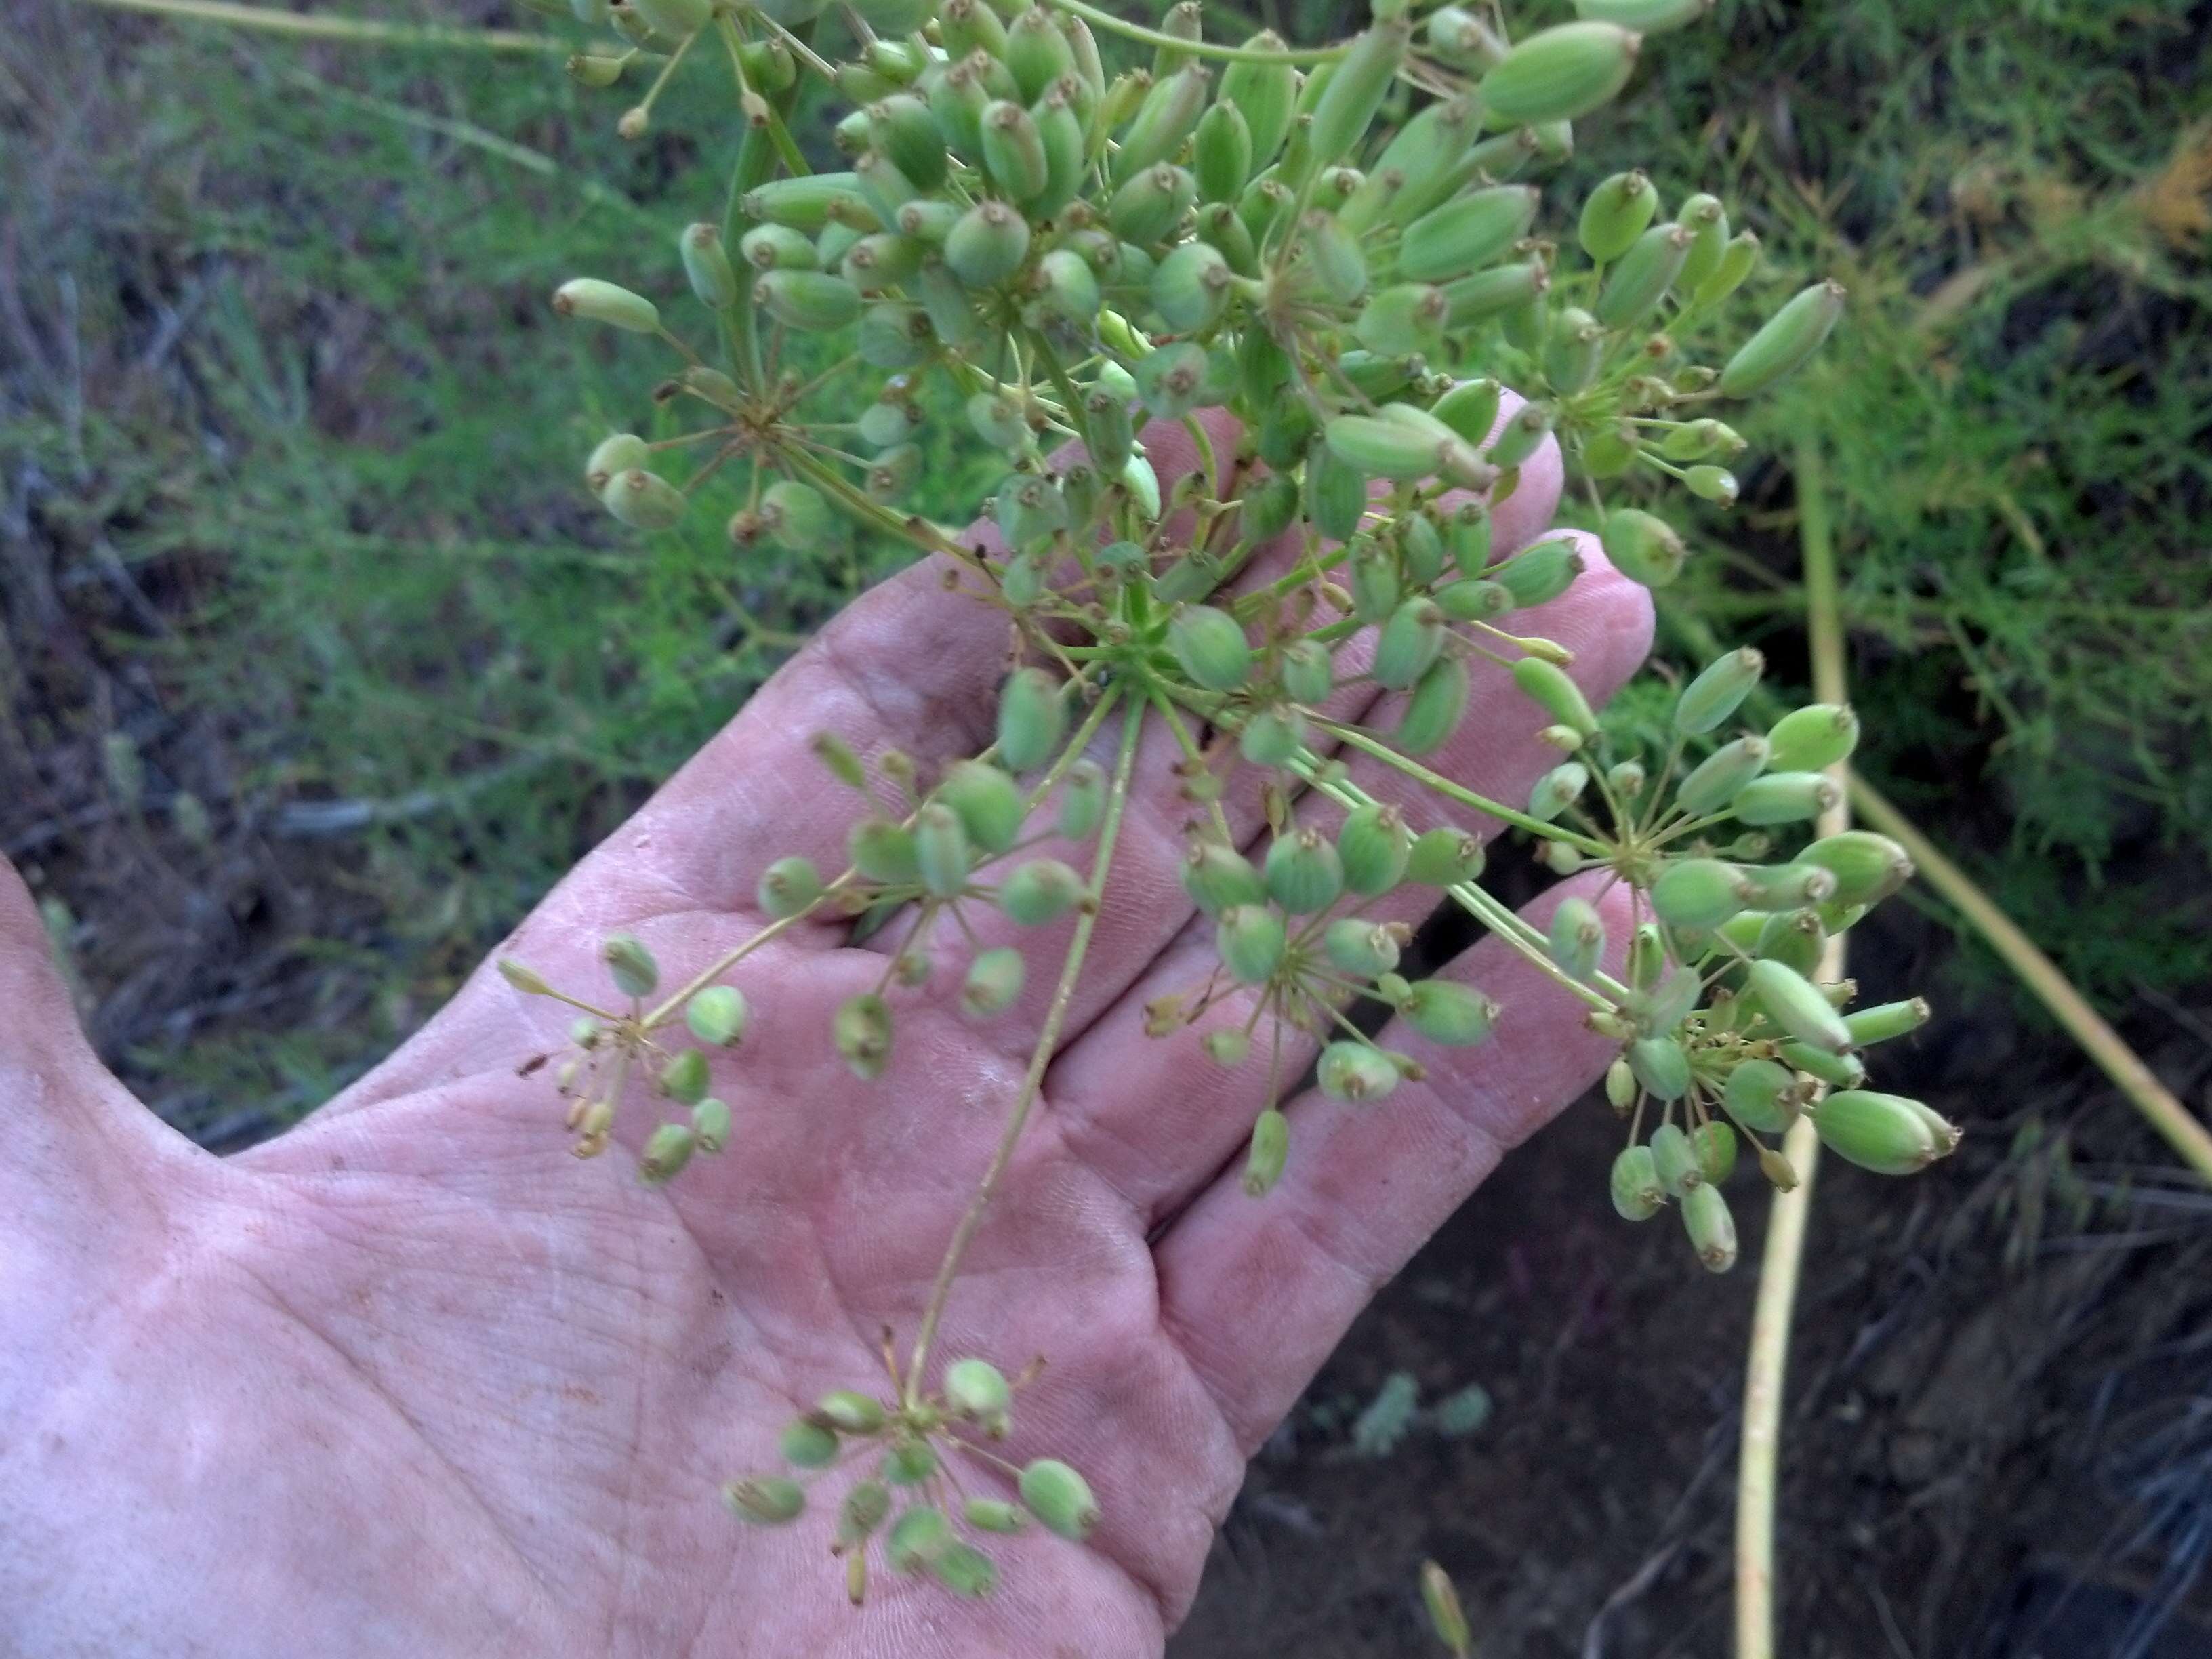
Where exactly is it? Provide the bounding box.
[0,407,1649,1657]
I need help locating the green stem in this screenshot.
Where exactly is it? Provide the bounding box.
[1734,436,1843,1659]
[1041,0,1343,63]
[82,0,565,50]
[903,703,1145,1399]
[1305,714,1613,855]
[642,874,857,1029]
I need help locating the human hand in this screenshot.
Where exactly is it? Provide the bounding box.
[0,403,1649,1657]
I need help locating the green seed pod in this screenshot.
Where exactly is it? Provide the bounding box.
[857,298,933,367]
[1325,917,1402,979]
[1578,169,1659,263]
[960,947,1026,1017]
[1631,1036,1692,1101]
[933,760,1021,855]
[914,802,973,900]
[1723,1057,1801,1134]
[1265,825,1345,914]
[1481,21,1640,125]
[996,667,1067,773]
[1183,841,1267,914]
[1600,507,1687,587]
[995,473,1069,548]
[1326,414,1442,483]
[1675,647,1765,735]
[858,396,916,449]
[939,198,1029,289]
[964,1497,1028,1534]
[754,270,862,331]
[639,1122,697,1184]
[1292,209,1366,304]
[1578,0,1712,27]
[1685,464,1739,507]
[1442,259,1550,327]
[1400,979,1498,1046]
[1435,579,1510,623]
[1244,1107,1290,1196]
[1397,656,1471,756]
[928,54,991,157]
[1427,6,1504,66]
[780,1417,840,1469]
[1109,163,1197,246]
[1650,857,1750,929]
[1219,33,1298,168]
[685,985,750,1048]
[1151,240,1233,330]
[1497,537,1582,607]
[1149,0,1202,76]
[998,858,1086,926]
[1004,3,1073,100]
[1801,830,1913,905]
[1019,1458,1100,1541]
[1168,604,1253,691]
[552,277,659,333]
[835,991,893,1080]
[1734,861,1837,912]
[1374,94,1483,222]
[678,223,739,310]
[1681,1181,1737,1271]
[1694,1120,1738,1183]
[1486,400,1553,469]
[1747,958,1853,1055]
[1607,1060,1639,1113]
[1203,1028,1250,1067]
[1237,707,1305,769]
[939,0,1006,59]
[1844,997,1931,1047]
[1318,1040,1403,1101]
[1529,761,1590,822]
[599,932,659,999]
[1511,656,1597,738]
[1193,101,1253,203]
[1754,909,1826,977]
[1778,1039,1866,1090]
[1610,1143,1665,1218]
[1649,1120,1701,1194]
[837,1479,893,1550]
[848,817,919,886]
[1027,84,1087,217]
[583,432,650,491]
[724,1477,804,1525]
[928,1542,998,1600]
[1237,473,1298,549]
[1814,1090,1946,1174]
[1373,598,1449,691]
[967,390,1028,452]
[1113,64,1210,185]
[1338,803,1412,896]
[1673,191,1729,291]
[886,1503,952,1571]
[848,150,921,232]
[943,1356,1012,1431]
[1675,735,1770,816]
[758,854,826,919]
[1694,229,1761,306]
[742,172,865,234]
[661,1046,711,1105]
[1046,758,1102,842]
[1542,306,1605,395]
[1134,340,1208,417]
[566,49,623,86]
[1733,771,1842,827]
[1200,203,1261,278]
[1304,20,1408,180]
[1549,895,1607,980]
[981,99,1048,201]
[1355,283,1450,357]
[600,467,688,531]
[1408,827,1486,886]
[758,480,832,552]
[690,1097,731,1153]
[1279,638,1334,705]
[1399,185,1541,283]
[1595,221,1692,327]
[814,1391,884,1437]
[1765,703,1860,773]
[1216,904,1288,984]
[1625,920,1665,990]
[1720,279,1846,397]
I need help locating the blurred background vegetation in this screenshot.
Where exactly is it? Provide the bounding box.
[3,0,2209,1650]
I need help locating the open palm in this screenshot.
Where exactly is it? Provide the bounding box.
[0,409,1650,1657]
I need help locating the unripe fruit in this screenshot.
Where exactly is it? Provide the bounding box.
[1649,1121,1700,1193]
[945,200,1031,287]
[1219,32,1298,167]
[1766,702,1860,772]
[552,277,659,333]
[1244,1107,1290,1195]
[1356,283,1450,356]
[600,468,687,531]
[1239,707,1306,768]
[1724,1057,1801,1134]
[1529,760,1590,821]
[1399,185,1540,282]
[915,802,973,899]
[944,1357,1012,1431]
[1134,340,1208,417]
[996,667,1067,773]
[1217,904,1288,984]
[1151,239,1233,330]
[1611,1144,1665,1219]
[754,269,862,330]
[1631,1036,1692,1101]
[1694,1120,1738,1183]
[1549,895,1606,980]
[1721,280,1846,396]
[686,985,750,1047]
[1373,598,1449,691]
[1675,735,1771,816]
[1318,1039,1403,1101]
[724,1477,804,1524]
[961,947,1027,1017]
[1480,21,1641,125]
[639,1122,697,1183]
[1399,979,1498,1046]
[1305,21,1408,177]
[1168,604,1253,691]
[834,991,893,1080]
[781,1418,840,1468]
[1408,827,1485,886]
[1649,856,1748,928]
[1676,647,1765,734]
[1595,221,1692,327]
[1338,803,1412,896]
[1733,771,1842,826]
[1681,1181,1738,1271]
[965,1498,1027,1534]
[1801,830,1913,905]
[1397,657,1471,754]
[690,1097,731,1153]
[1498,538,1582,606]
[1601,507,1687,586]
[1579,169,1660,262]
[1182,842,1266,914]
[999,859,1086,926]
[1019,1458,1101,1540]
[1814,1090,1950,1174]
[1746,958,1855,1055]
[1511,655,1598,737]
[1265,825,1345,914]
[886,1504,951,1571]
[758,855,823,919]
[601,933,660,998]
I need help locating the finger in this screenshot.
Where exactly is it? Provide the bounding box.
[1050,531,1650,1219]
[1151,876,1636,1452]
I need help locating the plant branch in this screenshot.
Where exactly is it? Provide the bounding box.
[82,0,564,52]
[903,695,1143,1399]
[1040,0,1343,63]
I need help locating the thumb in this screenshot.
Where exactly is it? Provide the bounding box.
[0,857,207,1235]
